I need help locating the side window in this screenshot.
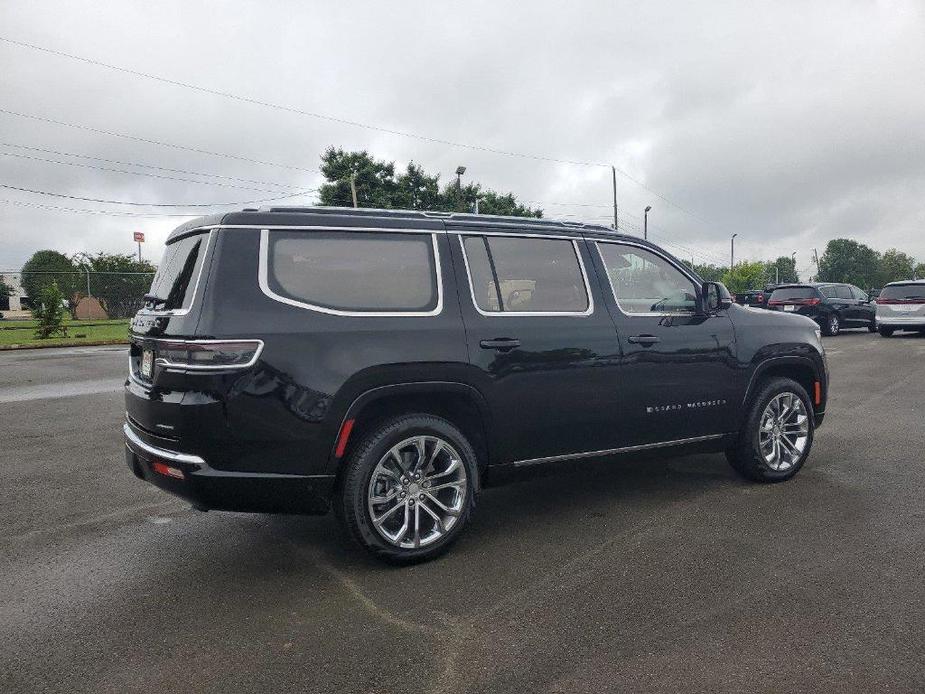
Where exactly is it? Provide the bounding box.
[835,285,853,300]
[263,230,439,313]
[819,285,837,298]
[850,285,868,301]
[461,235,589,313]
[597,243,698,314]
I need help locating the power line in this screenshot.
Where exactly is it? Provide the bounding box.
[0,198,199,217]
[0,183,315,207]
[0,149,302,194]
[0,35,718,227]
[0,141,298,189]
[0,107,319,173]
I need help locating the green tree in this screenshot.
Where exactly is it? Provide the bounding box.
[681,262,727,282]
[316,148,542,217]
[32,281,68,339]
[915,263,925,280]
[721,261,770,294]
[73,252,157,319]
[816,239,880,287]
[20,250,79,305]
[766,256,798,284]
[877,248,915,285]
[0,275,11,300]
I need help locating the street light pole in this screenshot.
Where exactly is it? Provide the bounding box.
[455,166,466,212]
[730,233,738,269]
[611,166,618,230]
[644,206,652,240]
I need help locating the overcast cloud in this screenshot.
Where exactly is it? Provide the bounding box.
[1,0,923,276]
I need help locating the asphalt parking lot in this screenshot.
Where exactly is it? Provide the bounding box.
[1,332,924,693]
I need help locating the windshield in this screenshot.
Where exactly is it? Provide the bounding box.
[146,231,210,311]
[770,286,817,301]
[879,283,925,301]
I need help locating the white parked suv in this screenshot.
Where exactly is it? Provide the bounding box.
[876,280,925,336]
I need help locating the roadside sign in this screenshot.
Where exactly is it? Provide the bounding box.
[133,232,145,242]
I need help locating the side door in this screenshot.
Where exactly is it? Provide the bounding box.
[833,284,859,323]
[449,227,624,465]
[591,239,739,447]
[848,285,874,324]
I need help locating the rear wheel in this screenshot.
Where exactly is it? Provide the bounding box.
[336,414,478,563]
[727,377,814,482]
[821,313,840,336]
[879,326,894,337]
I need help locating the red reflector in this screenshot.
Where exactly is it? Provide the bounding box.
[152,461,185,480]
[335,419,355,458]
[814,381,821,406]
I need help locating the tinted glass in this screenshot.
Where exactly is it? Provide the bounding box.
[463,235,588,313]
[835,285,853,299]
[850,285,868,301]
[769,286,817,301]
[598,243,698,314]
[147,231,209,311]
[266,231,437,312]
[880,283,925,301]
[819,285,837,298]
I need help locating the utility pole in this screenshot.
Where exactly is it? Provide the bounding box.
[455,166,467,212]
[350,173,358,208]
[644,206,652,240]
[730,233,738,269]
[611,166,619,230]
[474,197,480,214]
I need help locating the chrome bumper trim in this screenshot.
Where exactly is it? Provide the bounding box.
[123,421,205,466]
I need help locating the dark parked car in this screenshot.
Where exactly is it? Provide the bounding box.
[124,207,829,561]
[735,289,769,307]
[767,283,876,336]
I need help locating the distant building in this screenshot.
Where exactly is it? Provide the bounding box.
[0,273,28,312]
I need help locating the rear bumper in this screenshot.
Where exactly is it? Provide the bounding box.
[876,316,925,328]
[124,420,334,514]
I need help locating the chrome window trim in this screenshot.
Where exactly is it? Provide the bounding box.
[594,239,700,318]
[124,420,206,466]
[510,433,726,467]
[457,233,595,317]
[454,228,581,241]
[257,228,444,317]
[142,228,215,317]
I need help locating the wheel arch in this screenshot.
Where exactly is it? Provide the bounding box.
[742,356,823,424]
[327,382,492,476]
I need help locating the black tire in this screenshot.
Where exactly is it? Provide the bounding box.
[726,377,814,483]
[821,313,840,336]
[867,320,877,333]
[879,326,894,337]
[336,414,479,563]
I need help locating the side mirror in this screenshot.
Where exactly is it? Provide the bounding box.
[702,281,733,312]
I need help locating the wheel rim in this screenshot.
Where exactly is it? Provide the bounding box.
[758,392,810,471]
[830,316,839,333]
[367,435,467,549]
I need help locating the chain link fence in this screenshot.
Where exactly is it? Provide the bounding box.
[0,270,155,319]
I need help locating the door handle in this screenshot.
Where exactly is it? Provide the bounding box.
[479,338,521,352]
[628,334,660,346]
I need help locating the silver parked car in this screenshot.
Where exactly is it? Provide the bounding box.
[876,280,925,336]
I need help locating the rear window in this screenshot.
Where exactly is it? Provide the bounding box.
[880,283,925,301]
[264,230,438,313]
[461,235,589,313]
[770,286,818,302]
[146,231,210,311]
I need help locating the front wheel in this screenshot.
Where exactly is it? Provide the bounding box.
[336,414,479,563]
[726,377,814,482]
[821,313,840,336]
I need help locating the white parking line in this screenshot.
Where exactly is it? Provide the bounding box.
[0,378,122,404]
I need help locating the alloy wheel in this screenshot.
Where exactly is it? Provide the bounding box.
[366,435,468,549]
[829,315,840,335]
[758,392,810,471]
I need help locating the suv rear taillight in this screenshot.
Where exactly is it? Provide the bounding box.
[155,340,264,371]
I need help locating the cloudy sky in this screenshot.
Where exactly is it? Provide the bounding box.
[1,0,923,277]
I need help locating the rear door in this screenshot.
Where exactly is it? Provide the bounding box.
[834,284,861,324]
[591,239,739,446]
[449,226,624,465]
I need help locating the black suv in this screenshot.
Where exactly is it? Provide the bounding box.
[767,283,877,336]
[125,208,828,561]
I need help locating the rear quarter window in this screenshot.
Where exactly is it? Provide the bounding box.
[146,230,211,312]
[261,230,440,314]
